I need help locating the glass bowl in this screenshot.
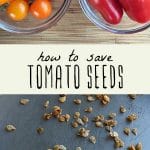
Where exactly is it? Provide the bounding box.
[79,0,150,34]
[0,0,71,34]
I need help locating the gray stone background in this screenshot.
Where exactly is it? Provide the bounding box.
[0,95,149,150]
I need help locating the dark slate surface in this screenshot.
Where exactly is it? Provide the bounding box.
[0,95,149,150]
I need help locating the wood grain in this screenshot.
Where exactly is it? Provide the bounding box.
[0,0,150,44]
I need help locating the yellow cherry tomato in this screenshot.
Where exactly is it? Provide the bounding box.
[7,0,29,21]
[0,0,9,6]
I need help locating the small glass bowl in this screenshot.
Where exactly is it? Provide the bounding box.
[0,0,71,34]
[79,0,150,34]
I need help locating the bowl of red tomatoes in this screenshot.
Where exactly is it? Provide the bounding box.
[0,0,71,34]
[79,0,150,34]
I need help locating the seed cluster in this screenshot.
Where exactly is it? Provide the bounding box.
[128,94,136,100]
[96,94,110,105]
[124,127,131,136]
[59,95,67,103]
[48,145,67,150]
[74,99,82,105]
[4,95,143,150]
[124,127,138,136]
[87,95,95,102]
[75,147,82,150]
[120,105,127,113]
[37,127,44,134]
[44,100,49,108]
[89,136,96,144]
[42,105,71,123]
[128,143,142,150]
[77,128,90,137]
[84,107,93,113]
[5,124,16,132]
[127,114,138,122]
[20,98,30,105]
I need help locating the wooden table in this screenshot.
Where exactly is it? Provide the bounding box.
[0,1,150,44]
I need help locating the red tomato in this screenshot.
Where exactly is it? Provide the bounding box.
[7,0,29,21]
[30,0,52,19]
[119,0,150,23]
[88,0,123,24]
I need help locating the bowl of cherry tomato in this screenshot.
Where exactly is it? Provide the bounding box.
[79,0,150,34]
[0,0,71,34]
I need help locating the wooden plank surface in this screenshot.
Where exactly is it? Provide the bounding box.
[0,0,150,44]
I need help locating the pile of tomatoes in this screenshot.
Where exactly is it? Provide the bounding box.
[89,0,150,24]
[0,0,52,21]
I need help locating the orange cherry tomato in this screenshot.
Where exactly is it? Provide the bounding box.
[30,0,52,19]
[7,0,29,21]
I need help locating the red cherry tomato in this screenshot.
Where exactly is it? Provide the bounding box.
[119,0,150,23]
[30,0,52,19]
[88,0,123,24]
